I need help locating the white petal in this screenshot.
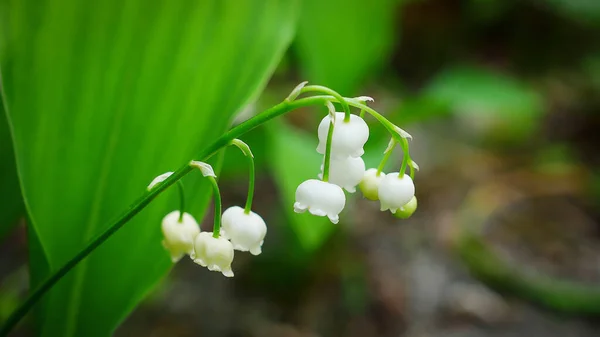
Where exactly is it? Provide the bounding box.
[323,156,366,193]
[221,206,267,254]
[317,112,369,159]
[378,173,415,212]
[147,172,174,190]
[294,179,346,224]
[189,161,216,177]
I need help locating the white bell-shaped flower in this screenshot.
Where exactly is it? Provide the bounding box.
[316,112,369,159]
[294,179,346,224]
[378,173,415,213]
[161,211,200,263]
[221,206,267,256]
[319,156,366,193]
[359,168,386,201]
[192,232,235,277]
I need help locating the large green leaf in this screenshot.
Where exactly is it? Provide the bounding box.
[266,121,336,252]
[0,0,298,335]
[0,97,23,241]
[295,0,399,95]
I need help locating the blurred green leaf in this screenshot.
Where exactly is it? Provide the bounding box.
[424,65,543,141]
[541,0,600,25]
[266,120,336,252]
[0,97,23,241]
[0,0,298,335]
[295,0,399,95]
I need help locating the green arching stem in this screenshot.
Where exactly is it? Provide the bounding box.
[343,98,412,179]
[300,85,352,122]
[0,94,336,336]
[177,180,185,222]
[207,176,222,238]
[377,140,396,175]
[322,119,335,182]
[409,161,416,180]
[359,109,366,119]
[229,139,255,214]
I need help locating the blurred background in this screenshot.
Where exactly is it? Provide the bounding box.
[2,0,600,336]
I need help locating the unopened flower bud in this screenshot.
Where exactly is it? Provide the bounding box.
[359,168,386,201]
[393,196,418,219]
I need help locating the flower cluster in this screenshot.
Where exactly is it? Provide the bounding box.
[294,97,417,224]
[151,83,418,278]
[149,141,266,278]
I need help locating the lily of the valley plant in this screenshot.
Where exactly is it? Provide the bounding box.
[1,83,418,334]
[149,82,418,277]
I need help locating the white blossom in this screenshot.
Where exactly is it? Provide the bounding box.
[161,211,200,263]
[316,112,369,159]
[359,168,387,201]
[294,179,346,224]
[378,173,415,213]
[192,232,235,277]
[319,156,366,193]
[221,206,267,255]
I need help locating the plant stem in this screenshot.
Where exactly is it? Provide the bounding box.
[322,119,335,182]
[229,139,255,214]
[177,180,185,222]
[301,85,352,122]
[377,140,396,175]
[398,137,410,178]
[0,94,336,336]
[207,176,222,238]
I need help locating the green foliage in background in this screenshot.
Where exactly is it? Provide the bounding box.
[0,0,298,336]
[0,99,23,241]
[422,65,543,142]
[295,0,399,95]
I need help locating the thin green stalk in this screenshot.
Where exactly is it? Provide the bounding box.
[398,137,410,178]
[207,176,222,238]
[322,119,335,182]
[0,94,337,336]
[177,180,185,222]
[229,139,255,214]
[377,140,396,175]
[301,85,352,122]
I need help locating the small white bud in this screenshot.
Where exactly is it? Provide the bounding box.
[410,160,420,171]
[193,232,235,277]
[378,173,415,213]
[221,206,267,255]
[317,112,369,159]
[359,168,386,201]
[294,179,346,224]
[189,161,216,177]
[319,156,366,193]
[161,211,200,263]
[148,172,174,190]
